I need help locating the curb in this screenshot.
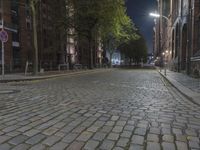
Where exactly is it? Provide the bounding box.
[0,69,112,83]
[158,70,200,106]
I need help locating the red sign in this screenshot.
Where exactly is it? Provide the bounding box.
[0,29,8,43]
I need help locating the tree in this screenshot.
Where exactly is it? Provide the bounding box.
[134,35,148,64]
[30,0,40,75]
[69,0,101,68]
[100,0,138,67]
[30,0,68,73]
[49,0,68,65]
[66,0,138,68]
[119,33,148,65]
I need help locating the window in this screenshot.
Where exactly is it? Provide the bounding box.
[25,0,30,17]
[13,47,21,67]
[26,21,31,30]
[12,32,19,42]
[197,18,200,51]
[175,24,179,57]
[11,0,19,26]
[11,0,18,11]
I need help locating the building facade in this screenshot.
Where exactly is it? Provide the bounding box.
[154,0,200,77]
[0,0,104,73]
[0,0,33,72]
[191,0,200,76]
[0,0,71,73]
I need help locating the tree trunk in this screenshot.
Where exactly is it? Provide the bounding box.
[129,58,132,66]
[109,52,113,68]
[88,37,93,69]
[30,1,38,75]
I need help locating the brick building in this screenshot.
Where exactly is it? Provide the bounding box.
[0,0,69,73]
[0,0,103,73]
[37,0,78,70]
[0,0,33,72]
[154,0,200,76]
[191,0,200,76]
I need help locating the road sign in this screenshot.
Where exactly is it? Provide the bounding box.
[0,29,8,43]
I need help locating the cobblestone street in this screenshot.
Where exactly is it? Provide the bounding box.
[0,69,200,150]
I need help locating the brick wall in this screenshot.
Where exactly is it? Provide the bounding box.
[1,0,66,72]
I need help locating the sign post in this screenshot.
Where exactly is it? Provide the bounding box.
[0,29,8,78]
[0,0,8,78]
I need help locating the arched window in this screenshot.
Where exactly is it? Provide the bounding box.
[175,23,179,57]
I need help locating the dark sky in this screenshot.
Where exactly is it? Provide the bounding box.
[126,0,157,54]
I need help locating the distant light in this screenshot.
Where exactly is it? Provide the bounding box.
[165,50,169,54]
[162,52,165,56]
[149,13,160,18]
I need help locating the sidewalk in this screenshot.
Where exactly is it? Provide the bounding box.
[159,69,200,105]
[0,69,110,83]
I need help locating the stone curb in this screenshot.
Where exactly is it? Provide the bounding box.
[0,69,111,83]
[158,70,200,106]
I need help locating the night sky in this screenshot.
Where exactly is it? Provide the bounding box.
[126,0,157,54]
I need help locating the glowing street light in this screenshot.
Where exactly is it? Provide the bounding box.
[149,13,160,18]
[150,12,170,76]
[149,12,169,21]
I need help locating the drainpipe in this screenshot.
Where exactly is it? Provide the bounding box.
[158,0,162,68]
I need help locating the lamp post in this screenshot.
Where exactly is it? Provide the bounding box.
[150,12,170,76]
[149,13,169,22]
[162,50,169,76]
[1,0,5,78]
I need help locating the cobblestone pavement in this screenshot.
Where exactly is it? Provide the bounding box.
[0,69,200,150]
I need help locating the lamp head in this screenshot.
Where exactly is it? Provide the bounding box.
[149,13,160,18]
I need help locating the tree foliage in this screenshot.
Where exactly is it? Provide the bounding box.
[119,33,148,64]
[66,0,138,67]
[97,0,139,61]
[30,0,139,69]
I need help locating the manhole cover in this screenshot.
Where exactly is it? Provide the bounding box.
[0,90,20,94]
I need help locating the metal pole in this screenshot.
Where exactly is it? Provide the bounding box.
[164,55,167,76]
[2,38,4,77]
[1,0,5,78]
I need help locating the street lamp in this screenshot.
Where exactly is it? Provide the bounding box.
[163,50,169,76]
[150,12,170,76]
[149,13,160,18]
[149,13,169,21]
